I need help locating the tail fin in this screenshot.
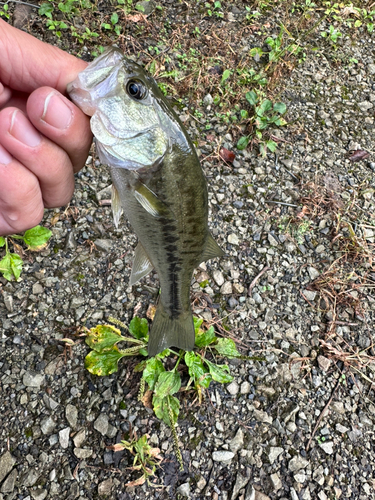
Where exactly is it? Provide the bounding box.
[148,302,195,356]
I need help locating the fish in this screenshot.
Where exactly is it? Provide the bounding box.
[67,46,223,356]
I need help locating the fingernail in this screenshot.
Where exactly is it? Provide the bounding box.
[10,110,41,148]
[42,92,73,129]
[0,144,12,165]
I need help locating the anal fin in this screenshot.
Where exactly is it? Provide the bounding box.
[200,233,225,263]
[130,242,154,286]
[111,184,123,228]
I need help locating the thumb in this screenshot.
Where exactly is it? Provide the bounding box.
[0,19,87,94]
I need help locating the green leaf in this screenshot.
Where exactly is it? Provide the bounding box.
[185,352,212,388]
[154,371,181,398]
[135,3,145,12]
[153,394,180,426]
[156,348,171,359]
[256,117,269,130]
[142,358,165,390]
[245,90,258,106]
[0,237,5,248]
[237,136,249,150]
[134,360,147,372]
[273,102,287,114]
[111,12,119,24]
[214,338,241,358]
[256,99,272,116]
[195,326,217,348]
[266,140,277,152]
[39,2,53,17]
[0,253,23,281]
[102,23,111,29]
[84,346,126,376]
[129,316,149,340]
[85,324,124,353]
[249,47,264,60]
[221,69,232,84]
[193,316,204,333]
[204,359,233,384]
[23,226,52,250]
[240,109,248,120]
[255,130,262,139]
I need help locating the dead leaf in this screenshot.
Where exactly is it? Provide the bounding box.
[125,475,146,487]
[107,442,126,452]
[348,150,369,162]
[127,14,145,22]
[50,213,60,225]
[146,304,156,321]
[219,147,236,163]
[141,390,153,409]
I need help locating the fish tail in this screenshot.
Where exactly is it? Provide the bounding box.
[148,303,195,357]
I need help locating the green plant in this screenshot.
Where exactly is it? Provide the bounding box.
[245,6,261,22]
[237,90,287,156]
[0,226,52,281]
[0,3,9,19]
[109,433,163,486]
[321,25,342,46]
[84,316,241,466]
[249,27,303,67]
[117,0,133,14]
[205,0,223,17]
[102,11,122,36]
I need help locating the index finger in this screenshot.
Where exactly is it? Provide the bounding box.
[0,19,87,94]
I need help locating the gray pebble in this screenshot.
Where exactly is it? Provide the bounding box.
[94,413,109,436]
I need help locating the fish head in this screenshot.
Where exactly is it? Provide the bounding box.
[68,46,175,170]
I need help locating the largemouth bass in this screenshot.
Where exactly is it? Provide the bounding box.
[68,47,223,356]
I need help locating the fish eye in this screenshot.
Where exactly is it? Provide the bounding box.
[126,80,147,100]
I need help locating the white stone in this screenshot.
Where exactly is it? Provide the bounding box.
[212,450,234,462]
[59,427,70,449]
[228,233,239,245]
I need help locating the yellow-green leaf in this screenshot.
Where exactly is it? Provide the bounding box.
[214,338,241,358]
[84,346,126,376]
[153,394,180,426]
[85,324,124,353]
[154,371,181,398]
[23,225,52,251]
[204,359,233,384]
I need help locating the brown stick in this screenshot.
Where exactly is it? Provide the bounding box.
[306,378,341,451]
[248,266,271,296]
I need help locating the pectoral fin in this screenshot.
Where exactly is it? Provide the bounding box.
[134,183,171,219]
[130,242,154,286]
[200,233,224,263]
[111,184,123,228]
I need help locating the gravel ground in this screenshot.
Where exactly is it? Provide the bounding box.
[1,1,375,499]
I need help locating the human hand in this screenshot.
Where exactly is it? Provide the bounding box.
[0,19,93,236]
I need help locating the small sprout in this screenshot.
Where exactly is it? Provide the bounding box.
[0,225,52,281]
